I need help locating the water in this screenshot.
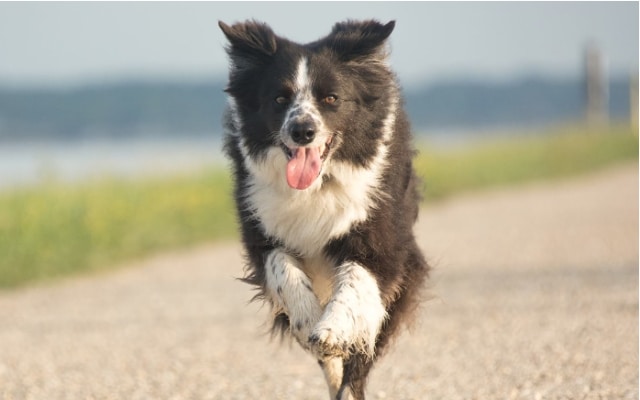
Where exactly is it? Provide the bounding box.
[0,136,225,189]
[0,126,546,190]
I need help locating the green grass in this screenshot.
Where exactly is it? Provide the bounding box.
[416,124,638,201]
[0,170,235,288]
[0,124,637,288]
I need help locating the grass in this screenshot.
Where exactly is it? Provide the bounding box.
[415,123,638,201]
[0,170,236,288]
[0,123,637,288]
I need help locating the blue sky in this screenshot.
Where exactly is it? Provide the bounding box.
[0,2,637,87]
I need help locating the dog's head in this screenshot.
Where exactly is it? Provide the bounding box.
[220,20,397,191]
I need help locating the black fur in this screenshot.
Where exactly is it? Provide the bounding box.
[220,19,429,400]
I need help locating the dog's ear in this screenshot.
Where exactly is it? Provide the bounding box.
[327,20,395,62]
[219,20,277,67]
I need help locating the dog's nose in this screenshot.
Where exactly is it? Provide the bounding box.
[290,120,316,145]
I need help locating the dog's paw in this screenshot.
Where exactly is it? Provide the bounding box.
[285,286,323,351]
[309,325,351,358]
[289,310,321,351]
[308,298,383,359]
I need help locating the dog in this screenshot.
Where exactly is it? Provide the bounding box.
[219,19,429,400]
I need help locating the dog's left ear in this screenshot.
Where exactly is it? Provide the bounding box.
[327,20,395,62]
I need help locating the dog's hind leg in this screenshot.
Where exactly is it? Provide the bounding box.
[337,354,374,400]
[318,357,343,399]
[264,250,323,349]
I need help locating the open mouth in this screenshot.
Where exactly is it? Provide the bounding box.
[280,134,333,161]
[280,134,334,190]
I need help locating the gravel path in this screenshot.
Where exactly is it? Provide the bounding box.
[1,162,637,400]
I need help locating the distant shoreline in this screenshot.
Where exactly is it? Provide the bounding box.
[0,135,225,189]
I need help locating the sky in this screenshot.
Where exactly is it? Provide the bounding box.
[0,2,637,88]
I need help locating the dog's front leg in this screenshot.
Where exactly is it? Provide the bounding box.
[310,261,387,359]
[264,249,323,349]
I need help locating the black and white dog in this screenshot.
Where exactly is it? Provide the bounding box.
[219,19,429,400]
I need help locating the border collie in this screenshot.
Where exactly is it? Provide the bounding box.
[219,19,429,400]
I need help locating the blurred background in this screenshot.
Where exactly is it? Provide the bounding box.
[0,2,637,288]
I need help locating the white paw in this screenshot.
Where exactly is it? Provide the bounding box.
[309,322,351,358]
[288,300,323,350]
[264,250,323,349]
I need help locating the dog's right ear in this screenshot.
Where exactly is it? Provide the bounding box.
[219,20,277,67]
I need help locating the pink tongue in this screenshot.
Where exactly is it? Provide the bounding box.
[286,147,322,190]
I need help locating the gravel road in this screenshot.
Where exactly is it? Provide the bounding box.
[1,162,637,400]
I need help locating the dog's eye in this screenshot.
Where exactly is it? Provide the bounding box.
[323,95,338,105]
[275,95,290,105]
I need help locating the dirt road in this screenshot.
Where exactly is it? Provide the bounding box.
[1,162,637,399]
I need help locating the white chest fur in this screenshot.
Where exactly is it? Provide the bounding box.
[243,146,385,256]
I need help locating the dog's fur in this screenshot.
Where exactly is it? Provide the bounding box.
[219,19,429,400]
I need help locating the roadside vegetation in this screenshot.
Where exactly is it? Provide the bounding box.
[416,123,638,201]
[0,124,636,288]
[0,170,235,288]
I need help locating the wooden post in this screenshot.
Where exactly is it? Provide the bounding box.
[630,74,638,129]
[584,43,609,126]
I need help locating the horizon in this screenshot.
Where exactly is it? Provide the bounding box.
[0,69,634,93]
